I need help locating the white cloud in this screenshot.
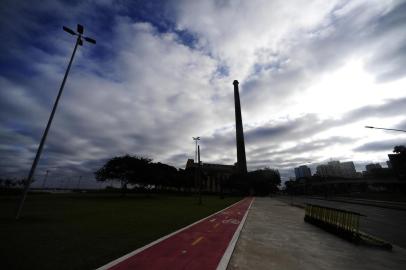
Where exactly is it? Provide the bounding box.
[1,0,406,182]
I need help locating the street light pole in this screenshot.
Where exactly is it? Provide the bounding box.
[365,126,406,133]
[198,145,202,205]
[15,24,96,219]
[192,137,200,163]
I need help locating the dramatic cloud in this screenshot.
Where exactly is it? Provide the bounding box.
[1,0,406,185]
[354,138,406,153]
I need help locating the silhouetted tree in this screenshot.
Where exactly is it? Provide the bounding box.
[227,168,281,195]
[394,145,406,155]
[95,155,152,195]
[284,180,295,195]
[248,168,281,196]
[4,179,12,188]
[228,173,250,195]
[392,145,406,180]
[176,168,194,192]
[149,162,178,190]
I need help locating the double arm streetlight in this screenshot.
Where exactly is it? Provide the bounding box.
[16,24,96,219]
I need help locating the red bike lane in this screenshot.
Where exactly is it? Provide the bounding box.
[98,197,253,270]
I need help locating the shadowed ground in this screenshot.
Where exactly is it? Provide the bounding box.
[278,196,406,248]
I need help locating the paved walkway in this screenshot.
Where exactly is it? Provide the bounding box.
[227,197,406,270]
[98,197,253,270]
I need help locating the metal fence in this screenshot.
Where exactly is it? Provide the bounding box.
[305,203,361,235]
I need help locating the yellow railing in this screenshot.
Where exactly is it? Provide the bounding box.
[305,204,361,234]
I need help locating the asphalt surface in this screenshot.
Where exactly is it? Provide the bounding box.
[278,196,406,248]
[98,197,253,270]
[228,198,406,270]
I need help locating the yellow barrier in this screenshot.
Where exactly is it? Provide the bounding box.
[305,204,361,234]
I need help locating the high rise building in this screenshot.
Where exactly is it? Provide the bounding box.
[316,160,357,178]
[294,165,311,179]
[340,161,357,178]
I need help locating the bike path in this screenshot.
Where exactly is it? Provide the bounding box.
[98,197,253,270]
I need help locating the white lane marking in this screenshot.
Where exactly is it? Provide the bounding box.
[216,198,254,270]
[222,219,240,225]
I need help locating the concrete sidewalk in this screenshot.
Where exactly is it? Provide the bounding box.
[227,198,406,270]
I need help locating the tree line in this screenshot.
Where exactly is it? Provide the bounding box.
[95,154,281,196]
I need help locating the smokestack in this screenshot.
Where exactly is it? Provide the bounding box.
[233,80,247,174]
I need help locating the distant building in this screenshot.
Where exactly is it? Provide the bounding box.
[340,161,357,178]
[185,159,235,192]
[365,163,382,172]
[316,160,357,178]
[294,165,311,179]
[327,161,342,177]
[316,164,330,177]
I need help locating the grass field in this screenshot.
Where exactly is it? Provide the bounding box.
[0,192,242,270]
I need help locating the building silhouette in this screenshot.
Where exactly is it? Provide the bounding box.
[365,163,382,172]
[294,165,311,179]
[185,159,234,192]
[185,80,248,192]
[388,153,406,180]
[316,160,357,179]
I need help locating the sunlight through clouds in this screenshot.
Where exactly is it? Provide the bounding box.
[0,0,405,183]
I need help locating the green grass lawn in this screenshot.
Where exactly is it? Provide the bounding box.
[0,193,241,270]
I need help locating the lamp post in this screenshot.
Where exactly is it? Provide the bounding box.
[15,24,96,219]
[365,126,406,133]
[192,137,200,163]
[197,145,202,205]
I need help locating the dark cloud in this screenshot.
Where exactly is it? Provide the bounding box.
[354,139,406,152]
[344,97,406,121]
[364,2,406,82]
[245,121,298,143]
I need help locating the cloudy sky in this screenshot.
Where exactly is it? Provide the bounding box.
[1,0,406,186]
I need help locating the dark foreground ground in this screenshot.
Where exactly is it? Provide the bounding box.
[278,195,406,248]
[0,193,241,270]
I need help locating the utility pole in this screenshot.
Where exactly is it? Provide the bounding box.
[198,145,203,205]
[15,24,96,219]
